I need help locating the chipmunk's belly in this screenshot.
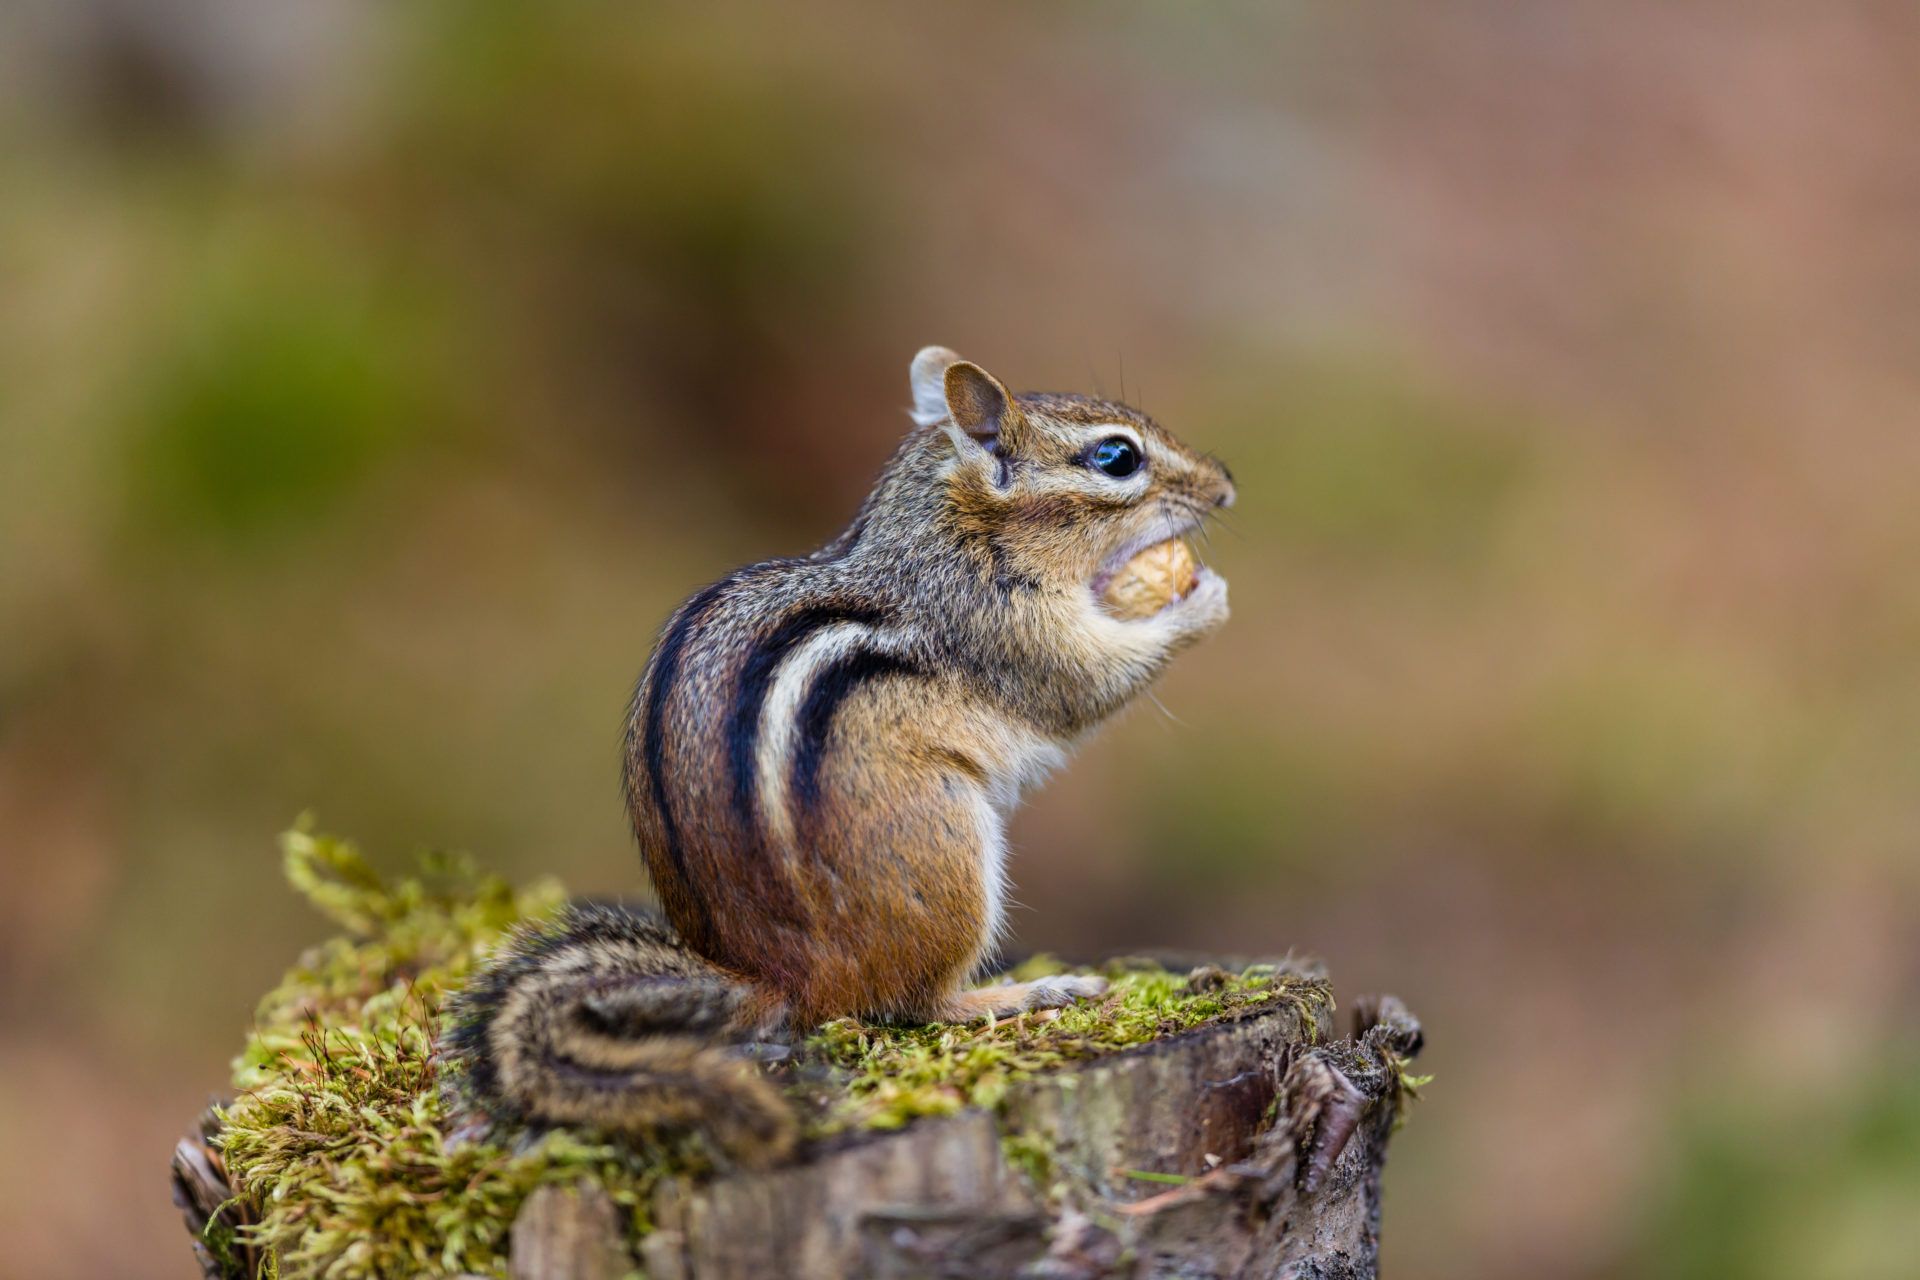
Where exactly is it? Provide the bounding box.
[981,726,1070,812]
[966,723,1069,951]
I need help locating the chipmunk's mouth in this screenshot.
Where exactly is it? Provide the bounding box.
[1091,526,1211,620]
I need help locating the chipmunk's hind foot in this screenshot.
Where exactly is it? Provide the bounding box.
[1026,973,1109,1008]
[936,974,1109,1022]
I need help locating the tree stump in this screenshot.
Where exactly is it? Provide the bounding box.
[174,962,1421,1280]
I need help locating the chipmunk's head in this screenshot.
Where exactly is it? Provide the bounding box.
[908,346,1235,626]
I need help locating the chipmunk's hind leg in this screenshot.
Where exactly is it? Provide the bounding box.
[935,974,1110,1022]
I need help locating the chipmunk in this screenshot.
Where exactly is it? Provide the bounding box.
[445,348,1234,1163]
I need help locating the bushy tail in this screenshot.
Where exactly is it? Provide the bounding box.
[442,902,796,1165]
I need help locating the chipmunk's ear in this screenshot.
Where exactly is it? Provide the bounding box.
[909,346,961,427]
[943,360,1015,452]
[910,346,1020,463]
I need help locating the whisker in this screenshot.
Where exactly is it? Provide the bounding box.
[1206,507,1245,541]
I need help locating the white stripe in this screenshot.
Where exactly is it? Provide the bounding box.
[754,622,874,846]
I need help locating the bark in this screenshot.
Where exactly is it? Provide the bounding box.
[510,1184,631,1280]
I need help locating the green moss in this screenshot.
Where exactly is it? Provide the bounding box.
[210,824,1331,1278]
[799,959,1329,1136]
[216,822,673,1279]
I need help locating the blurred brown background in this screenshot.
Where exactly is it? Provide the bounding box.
[3,2,1918,1277]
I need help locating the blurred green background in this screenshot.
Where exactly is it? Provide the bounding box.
[3,3,1918,1277]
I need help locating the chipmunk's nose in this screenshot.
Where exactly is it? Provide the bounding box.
[1212,460,1236,509]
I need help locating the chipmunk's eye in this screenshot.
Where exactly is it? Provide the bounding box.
[1089,437,1141,478]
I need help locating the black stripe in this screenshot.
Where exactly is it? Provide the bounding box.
[639,575,737,921]
[728,603,888,829]
[790,648,923,814]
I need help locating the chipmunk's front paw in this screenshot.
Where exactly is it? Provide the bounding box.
[1023,974,1109,1010]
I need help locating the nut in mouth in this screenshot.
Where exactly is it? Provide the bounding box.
[1094,534,1204,620]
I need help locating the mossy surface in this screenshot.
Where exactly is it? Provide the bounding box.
[208,825,1331,1279]
[799,956,1330,1135]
